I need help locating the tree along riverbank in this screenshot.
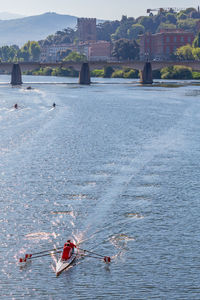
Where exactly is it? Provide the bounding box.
[23,65,200,80]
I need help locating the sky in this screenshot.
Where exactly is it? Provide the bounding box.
[1,0,200,20]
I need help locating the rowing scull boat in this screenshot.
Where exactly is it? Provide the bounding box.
[56,248,78,276]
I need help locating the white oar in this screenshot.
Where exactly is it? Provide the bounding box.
[78,248,111,263]
[19,247,63,263]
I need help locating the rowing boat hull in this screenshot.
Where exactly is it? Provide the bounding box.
[56,248,77,276]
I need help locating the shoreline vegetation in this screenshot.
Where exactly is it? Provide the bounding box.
[23,65,200,80]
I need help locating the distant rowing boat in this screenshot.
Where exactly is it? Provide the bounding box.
[55,248,78,276]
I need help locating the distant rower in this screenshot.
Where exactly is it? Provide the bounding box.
[14,104,18,109]
[53,102,56,108]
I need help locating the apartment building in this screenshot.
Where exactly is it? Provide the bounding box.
[40,44,78,62]
[140,29,194,60]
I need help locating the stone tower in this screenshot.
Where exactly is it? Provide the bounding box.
[77,18,96,42]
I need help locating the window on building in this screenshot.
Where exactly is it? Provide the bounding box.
[174,36,177,42]
[181,36,184,42]
[166,36,170,43]
[188,37,191,43]
[166,46,170,53]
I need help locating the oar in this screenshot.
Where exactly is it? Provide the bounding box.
[19,250,62,262]
[29,251,62,259]
[78,248,104,258]
[78,248,111,262]
[24,240,80,258]
[19,247,63,263]
[26,246,63,257]
[79,254,105,260]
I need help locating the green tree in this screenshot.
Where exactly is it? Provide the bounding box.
[0,45,18,62]
[112,25,128,40]
[40,28,77,47]
[157,22,176,32]
[192,71,200,79]
[184,8,197,15]
[138,16,154,31]
[91,69,104,77]
[18,41,40,62]
[57,49,72,60]
[123,68,139,78]
[30,41,41,61]
[177,12,187,20]
[192,47,200,60]
[20,41,31,61]
[43,67,53,76]
[127,24,145,40]
[111,70,124,78]
[177,19,198,32]
[103,66,114,78]
[190,10,200,19]
[51,67,78,77]
[96,21,120,41]
[166,13,177,24]
[152,69,161,79]
[176,45,194,60]
[18,50,29,62]
[63,51,87,62]
[193,32,200,48]
[111,16,135,40]
[112,39,139,60]
[161,65,193,79]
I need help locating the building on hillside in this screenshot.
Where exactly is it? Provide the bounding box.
[88,41,111,61]
[78,41,111,61]
[77,42,90,59]
[139,29,194,60]
[40,44,78,62]
[40,41,111,62]
[77,18,97,42]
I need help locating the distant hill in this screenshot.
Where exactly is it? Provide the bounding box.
[0,12,25,20]
[0,12,78,46]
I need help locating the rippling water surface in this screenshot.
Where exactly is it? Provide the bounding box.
[0,75,200,299]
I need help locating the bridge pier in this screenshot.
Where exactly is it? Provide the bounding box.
[11,63,22,85]
[140,62,153,84]
[79,63,90,85]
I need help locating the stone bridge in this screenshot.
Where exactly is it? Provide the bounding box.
[0,60,200,85]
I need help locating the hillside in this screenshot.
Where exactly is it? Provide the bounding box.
[0,12,25,20]
[0,12,77,46]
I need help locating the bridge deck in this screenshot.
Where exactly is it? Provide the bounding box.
[0,61,200,72]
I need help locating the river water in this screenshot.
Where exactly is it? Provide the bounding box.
[0,75,200,299]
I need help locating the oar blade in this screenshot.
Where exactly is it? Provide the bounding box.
[19,258,27,263]
[104,256,111,263]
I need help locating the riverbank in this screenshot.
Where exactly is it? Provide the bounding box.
[23,65,200,80]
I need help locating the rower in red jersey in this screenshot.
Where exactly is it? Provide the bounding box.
[61,242,72,260]
[67,240,77,254]
[61,240,77,260]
